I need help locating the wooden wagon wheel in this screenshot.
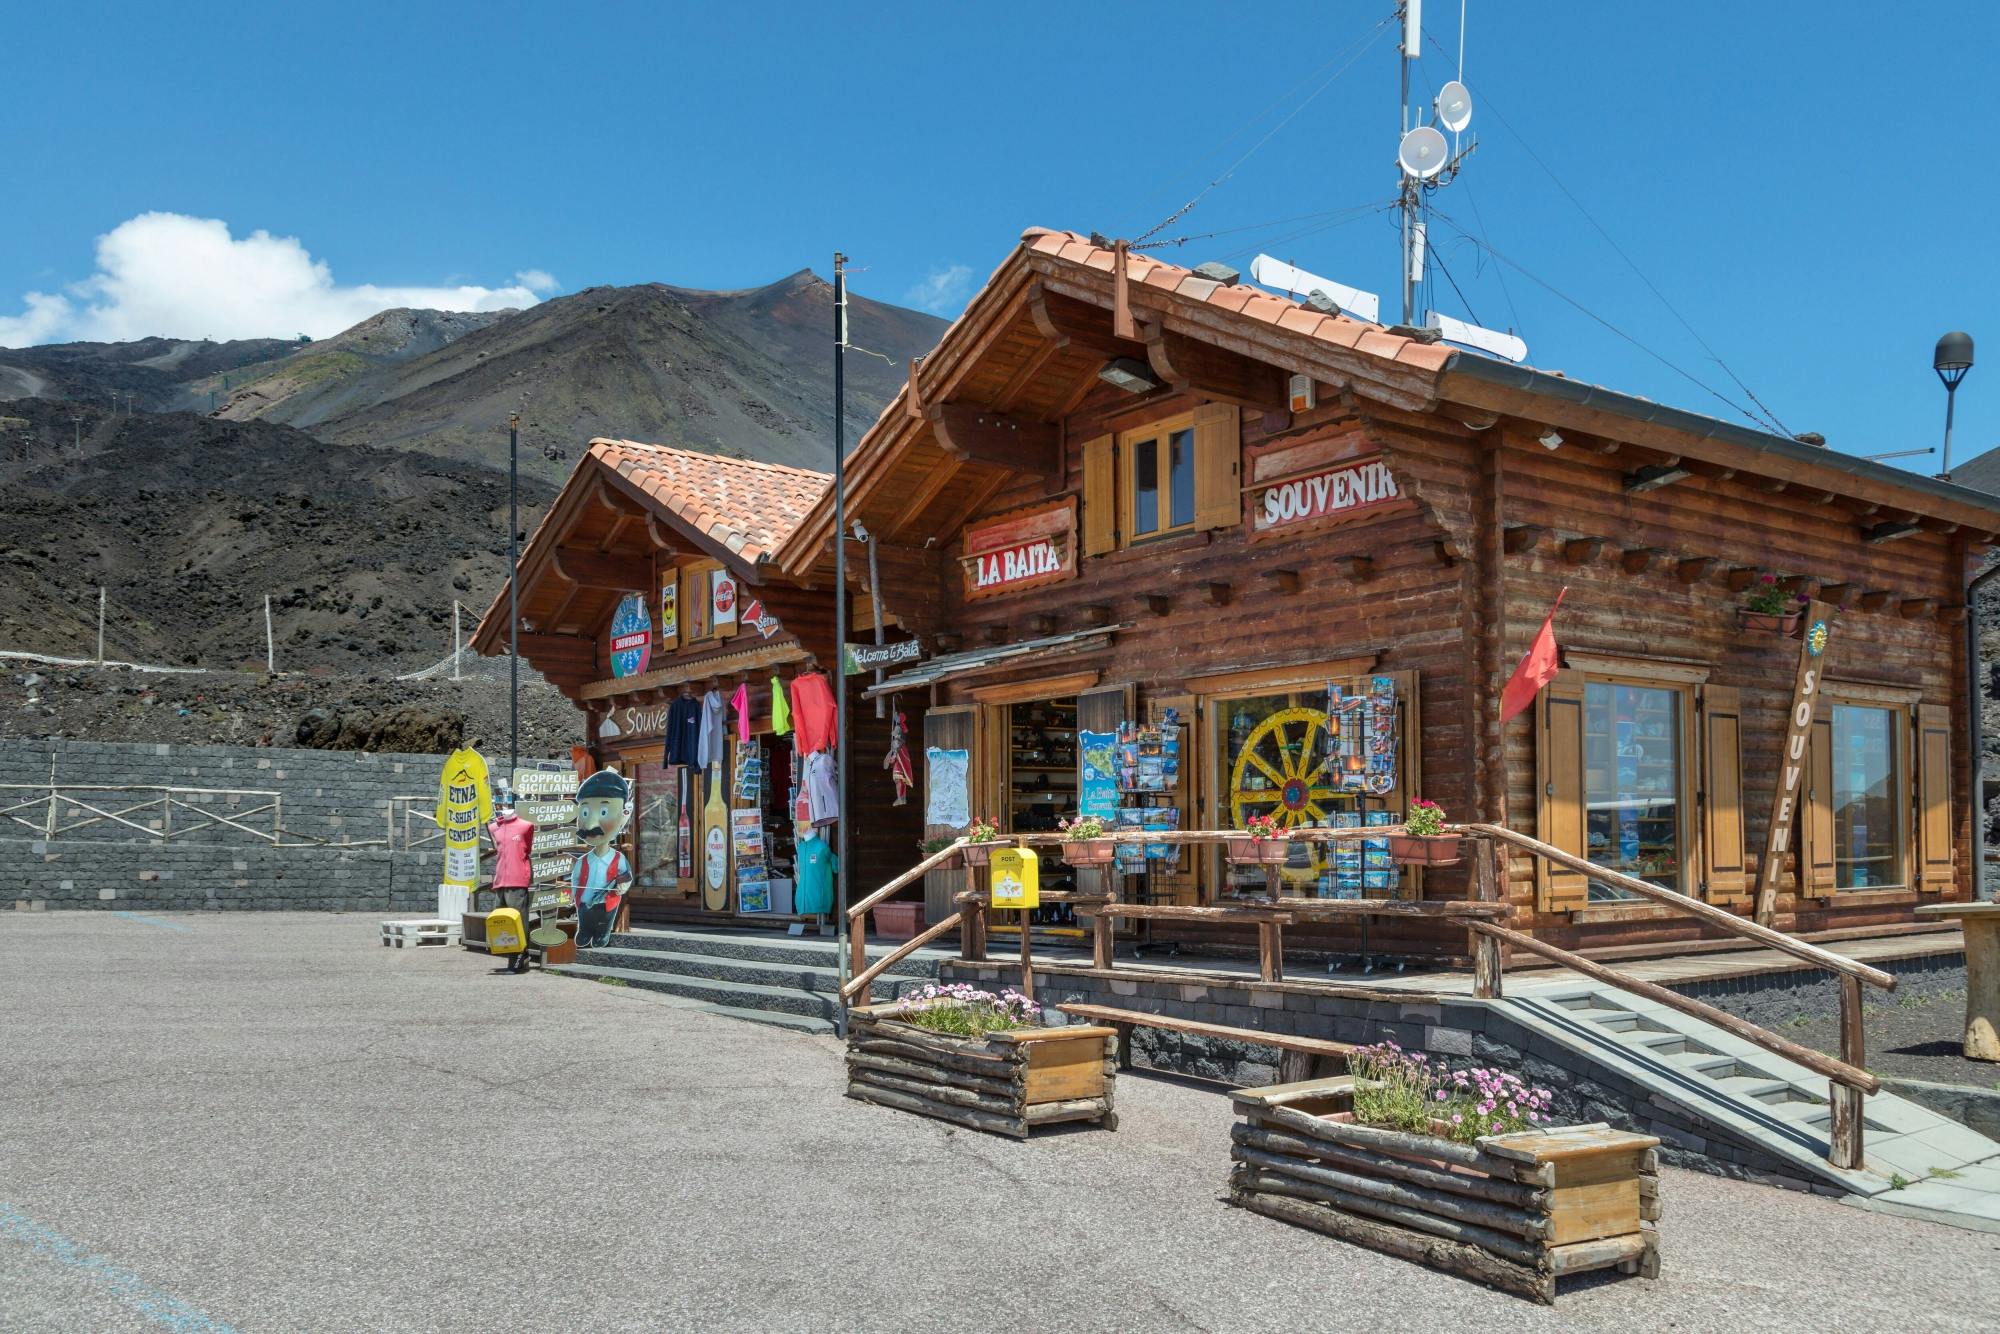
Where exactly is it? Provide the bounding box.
[1228,705,1337,877]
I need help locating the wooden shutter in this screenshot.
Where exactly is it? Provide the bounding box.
[1916,702,1954,892]
[1148,691,1199,903]
[1076,684,1133,739]
[1080,433,1117,556]
[1535,670,1589,912]
[1804,713,1836,895]
[1192,402,1242,532]
[1699,684,1749,903]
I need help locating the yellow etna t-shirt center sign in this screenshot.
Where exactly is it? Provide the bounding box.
[988,846,1039,910]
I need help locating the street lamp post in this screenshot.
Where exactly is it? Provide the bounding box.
[1935,331,1974,481]
[508,412,520,776]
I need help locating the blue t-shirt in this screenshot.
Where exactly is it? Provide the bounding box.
[794,835,837,915]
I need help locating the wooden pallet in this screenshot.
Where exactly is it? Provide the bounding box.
[379,918,461,948]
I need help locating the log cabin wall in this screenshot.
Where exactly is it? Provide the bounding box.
[1490,429,1972,953]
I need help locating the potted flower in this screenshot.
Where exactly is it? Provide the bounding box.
[846,985,1120,1137]
[1226,812,1291,865]
[1387,798,1461,865]
[872,896,926,941]
[960,816,1007,868]
[1737,574,1807,635]
[1228,1038,1661,1303]
[1058,813,1117,865]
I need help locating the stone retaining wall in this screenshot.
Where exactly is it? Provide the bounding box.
[1,738,453,913]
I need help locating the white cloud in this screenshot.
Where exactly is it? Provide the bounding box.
[904,263,973,316]
[0,212,554,347]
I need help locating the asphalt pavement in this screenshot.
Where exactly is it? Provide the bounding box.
[1,911,1995,1332]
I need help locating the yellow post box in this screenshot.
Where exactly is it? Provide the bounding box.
[989,846,1040,911]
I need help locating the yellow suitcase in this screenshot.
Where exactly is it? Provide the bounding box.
[486,907,527,956]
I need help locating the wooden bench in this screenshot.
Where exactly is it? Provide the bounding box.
[1057,1002,1355,1084]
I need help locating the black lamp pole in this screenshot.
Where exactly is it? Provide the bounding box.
[832,253,850,1032]
[1935,331,1974,481]
[508,412,520,776]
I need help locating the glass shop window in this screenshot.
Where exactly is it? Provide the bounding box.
[1831,704,1902,890]
[1129,426,1195,540]
[1582,681,1684,900]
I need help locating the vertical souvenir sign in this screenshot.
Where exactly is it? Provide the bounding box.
[1754,604,1833,924]
[434,747,493,898]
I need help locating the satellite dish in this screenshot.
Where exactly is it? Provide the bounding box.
[1397,125,1449,179]
[1434,81,1473,133]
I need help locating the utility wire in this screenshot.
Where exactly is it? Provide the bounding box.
[1134,198,1398,253]
[1425,31,1791,436]
[1427,209,1777,432]
[1134,13,1395,244]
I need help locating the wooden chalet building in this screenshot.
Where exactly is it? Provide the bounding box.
[486,226,2000,959]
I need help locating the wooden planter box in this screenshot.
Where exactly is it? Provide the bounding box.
[1061,838,1117,866]
[960,839,1008,868]
[1736,607,1803,636]
[845,1004,1120,1138]
[871,900,926,941]
[1226,835,1292,865]
[1227,1079,1660,1304]
[1387,833,1463,866]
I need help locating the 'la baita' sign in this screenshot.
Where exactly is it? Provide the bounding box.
[1253,458,1400,533]
[958,500,1077,599]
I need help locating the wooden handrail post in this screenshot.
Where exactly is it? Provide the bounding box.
[1259,920,1285,983]
[1020,909,1035,1004]
[964,864,988,962]
[849,916,868,987]
[1471,835,1504,999]
[1830,974,1866,1168]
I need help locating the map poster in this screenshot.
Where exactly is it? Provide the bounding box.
[925,747,971,830]
[1078,729,1118,820]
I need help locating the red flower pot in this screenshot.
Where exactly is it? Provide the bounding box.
[1736,608,1803,636]
[1255,837,1293,866]
[1387,833,1463,866]
[1062,838,1117,866]
[872,900,926,940]
[1225,834,1261,865]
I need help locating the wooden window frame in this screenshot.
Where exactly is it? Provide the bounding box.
[1819,695,1911,895]
[679,560,723,646]
[1570,670,1698,906]
[1118,410,1199,546]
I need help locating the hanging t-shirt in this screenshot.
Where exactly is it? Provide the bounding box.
[665,695,703,767]
[770,674,791,736]
[698,689,727,770]
[789,671,837,754]
[803,749,839,828]
[488,814,537,890]
[794,833,837,915]
[731,682,750,745]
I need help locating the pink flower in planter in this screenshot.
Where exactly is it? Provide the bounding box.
[1451,1113,1464,1125]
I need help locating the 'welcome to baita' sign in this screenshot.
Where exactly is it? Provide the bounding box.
[1252,457,1400,532]
[959,500,1077,598]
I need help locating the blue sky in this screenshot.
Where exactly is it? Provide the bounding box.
[5,1,1995,469]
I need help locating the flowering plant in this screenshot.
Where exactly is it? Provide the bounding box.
[1059,814,1108,842]
[1742,574,1807,615]
[1241,812,1284,839]
[1404,798,1446,837]
[896,983,1038,1037]
[967,816,1002,843]
[1348,1037,1557,1144]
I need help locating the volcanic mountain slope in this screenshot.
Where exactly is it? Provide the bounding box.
[220,273,947,478]
[0,399,556,672]
[0,334,304,411]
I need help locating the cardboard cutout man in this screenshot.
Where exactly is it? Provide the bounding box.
[572,770,633,949]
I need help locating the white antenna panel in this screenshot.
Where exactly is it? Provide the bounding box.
[1403,0,1423,57]
[1397,126,1449,178]
[1426,311,1529,363]
[1434,80,1473,133]
[1248,255,1382,325]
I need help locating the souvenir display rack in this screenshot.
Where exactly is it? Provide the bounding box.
[1009,699,1079,906]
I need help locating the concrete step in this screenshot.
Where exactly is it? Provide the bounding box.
[573,945,925,1002]
[606,926,948,977]
[547,966,838,1035]
[547,963,847,1021]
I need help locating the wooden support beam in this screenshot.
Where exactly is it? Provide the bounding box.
[1899,598,1938,620]
[1332,555,1376,583]
[1141,592,1171,617]
[1079,603,1113,627]
[1674,557,1718,583]
[1026,613,1057,636]
[644,513,677,552]
[1818,582,1854,608]
[1266,569,1302,595]
[981,624,1009,645]
[1141,318,1286,409]
[1726,566,1759,593]
[1424,538,1459,567]
[1584,438,1622,455]
[926,403,1060,475]
[904,358,925,420]
[1561,537,1604,566]
[1620,548,1660,575]
[1028,283,1137,359]
[1502,524,1545,555]
[1778,576,1819,599]
[1756,478,1790,494]
[551,547,647,591]
[1113,239,1135,340]
[934,632,963,652]
[1623,462,1690,494]
[1205,582,1233,606]
[1863,519,1922,544]
[1938,603,1968,624]
[1858,590,1895,613]
[1683,460,1737,482]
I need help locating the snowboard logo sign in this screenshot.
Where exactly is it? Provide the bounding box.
[608,592,652,678]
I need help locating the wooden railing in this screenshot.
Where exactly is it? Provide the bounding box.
[0,783,285,845]
[847,823,1889,1169]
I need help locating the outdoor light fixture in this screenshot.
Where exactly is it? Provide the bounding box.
[1934,330,1974,480]
[1539,430,1563,450]
[1863,519,1922,544]
[1098,357,1160,394]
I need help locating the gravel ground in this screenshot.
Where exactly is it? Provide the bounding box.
[1,912,1996,1333]
[1781,982,1998,1090]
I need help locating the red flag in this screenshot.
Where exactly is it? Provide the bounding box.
[1499,588,1568,723]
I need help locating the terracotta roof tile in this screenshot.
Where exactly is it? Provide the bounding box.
[1176,275,1221,302]
[1353,329,1408,360]
[1276,308,1330,338]
[1081,247,1117,273]
[1395,342,1454,372]
[585,438,830,566]
[1057,240,1098,264]
[1206,285,1257,314]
